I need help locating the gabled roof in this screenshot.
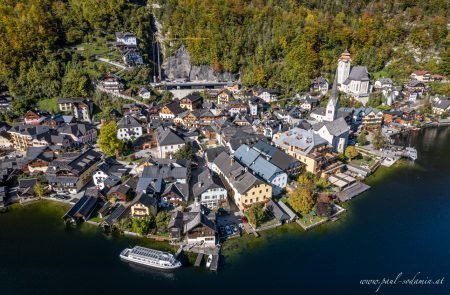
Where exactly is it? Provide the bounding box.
[183,211,216,233]
[58,123,96,137]
[162,182,189,201]
[155,126,185,146]
[163,101,184,115]
[192,168,225,198]
[313,117,350,136]
[346,66,369,82]
[234,145,284,181]
[130,192,158,208]
[181,92,202,103]
[274,128,328,155]
[252,140,298,171]
[213,151,265,194]
[117,115,142,129]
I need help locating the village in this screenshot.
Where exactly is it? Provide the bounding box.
[0,31,449,271]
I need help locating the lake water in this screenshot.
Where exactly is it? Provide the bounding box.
[1,127,449,295]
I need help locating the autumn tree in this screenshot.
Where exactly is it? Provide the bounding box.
[372,128,387,150]
[98,121,123,156]
[34,182,45,198]
[289,174,315,215]
[345,146,360,160]
[245,203,266,227]
[358,132,367,146]
[173,145,195,161]
[155,211,171,232]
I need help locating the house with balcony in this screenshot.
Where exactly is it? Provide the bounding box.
[99,73,124,93]
[192,168,227,209]
[7,125,50,151]
[180,92,202,111]
[273,128,336,174]
[168,203,216,246]
[46,149,102,194]
[58,123,97,146]
[129,192,158,218]
[117,116,143,141]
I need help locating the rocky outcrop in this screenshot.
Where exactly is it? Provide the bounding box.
[162,46,238,82]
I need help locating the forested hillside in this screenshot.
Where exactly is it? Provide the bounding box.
[0,0,151,110]
[153,0,449,92]
[0,0,448,106]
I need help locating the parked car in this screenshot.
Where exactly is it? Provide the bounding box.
[225,225,232,235]
[219,226,225,235]
[231,224,238,233]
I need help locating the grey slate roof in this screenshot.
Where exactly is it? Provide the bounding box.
[274,128,328,155]
[192,168,225,199]
[252,140,298,171]
[313,117,350,136]
[266,199,289,222]
[155,126,185,146]
[213,151,265,194]
[344,66,369,83]
[117,115,142,129]
[205,146,229,163]
[433,100,450,110]
[234,144,284,182]
[130,192,158,209]
[8,124,49,138]
[58,123,96,137]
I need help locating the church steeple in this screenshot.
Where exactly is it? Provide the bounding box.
[325,69,339,122]
[337,49,351,87]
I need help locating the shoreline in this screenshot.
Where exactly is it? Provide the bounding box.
[1,127,443,265]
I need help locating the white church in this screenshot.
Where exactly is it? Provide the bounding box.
[309,71,350,153]
[337,50,371,104]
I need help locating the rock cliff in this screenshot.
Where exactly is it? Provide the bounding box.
[162,46,238,82]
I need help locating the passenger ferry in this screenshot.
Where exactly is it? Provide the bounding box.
[120,246,182,270]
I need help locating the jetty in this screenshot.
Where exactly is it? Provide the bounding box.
[173,243,221,271]
[337,182,371,202]
[194,253,204,267]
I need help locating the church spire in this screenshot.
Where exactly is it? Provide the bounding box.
[325,68,339,122]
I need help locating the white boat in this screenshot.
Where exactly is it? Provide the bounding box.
[206,254,213,268]
[120,246,182,270]
[405,147,418,161]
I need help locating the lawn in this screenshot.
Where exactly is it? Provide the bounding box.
[89,216,103,223]
[38,98,59,113]
[351,157,377,169]
[297,213,327,229]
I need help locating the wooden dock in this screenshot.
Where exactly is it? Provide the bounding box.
[210,255,219,271]
[194,253,204,267]
[337,182,371,202]
[174,245,184,258]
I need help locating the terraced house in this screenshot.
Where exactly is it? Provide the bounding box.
[7,125,50,151]
[46,149,102,194]
[234,144,287,195]
[212,151,272,210]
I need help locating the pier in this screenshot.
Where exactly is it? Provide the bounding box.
[194,253,204,267]
[337,182,371,202]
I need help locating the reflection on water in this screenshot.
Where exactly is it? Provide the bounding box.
[395,127,449,153]
[126,262,177,280]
